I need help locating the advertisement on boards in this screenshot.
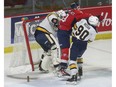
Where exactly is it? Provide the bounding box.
[81,6,112,32]
[11,14,47,43]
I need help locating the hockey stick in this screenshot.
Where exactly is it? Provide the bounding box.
[62,0,69,12]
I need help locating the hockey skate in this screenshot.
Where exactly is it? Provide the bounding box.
[38,60,49,73]
[56,66,70,77]
[38,54,46,72]
[66,67,83,84]
[77,67,83,80]
[66,74,78,85]
[77,57,83,80]
[38,53,50,73]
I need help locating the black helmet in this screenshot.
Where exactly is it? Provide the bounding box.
[70,2,79,9]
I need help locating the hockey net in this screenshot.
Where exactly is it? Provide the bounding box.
[7,17,45,77]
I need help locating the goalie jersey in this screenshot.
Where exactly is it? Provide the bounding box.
[72,19,97,42]
[35,12,59,37]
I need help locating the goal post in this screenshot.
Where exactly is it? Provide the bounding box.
[7,17,45,76]
[23,19,34,71]
[22,17,45,71]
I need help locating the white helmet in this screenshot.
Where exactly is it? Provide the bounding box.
[56,10,67,18]
[88,16,99,26]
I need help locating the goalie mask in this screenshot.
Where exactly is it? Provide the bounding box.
[51,18,59,27]
[47,13,59,31]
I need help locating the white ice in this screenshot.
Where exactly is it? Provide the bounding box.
[4,39,112,87]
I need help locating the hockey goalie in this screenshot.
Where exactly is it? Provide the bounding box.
[34,10,67,72]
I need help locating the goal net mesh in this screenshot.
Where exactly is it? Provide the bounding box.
[7,18,44,76]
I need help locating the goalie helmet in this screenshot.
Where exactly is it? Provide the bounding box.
[88,16,99,26]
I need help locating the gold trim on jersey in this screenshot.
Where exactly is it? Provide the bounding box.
[36,27,49,33]
[72,24,78,37]
[72,32,75,37]
[73,24,78,30]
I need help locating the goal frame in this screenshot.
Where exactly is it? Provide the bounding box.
[22,17,45,71]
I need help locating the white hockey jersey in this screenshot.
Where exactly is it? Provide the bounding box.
[72,19,97,42]
[39,12,58,37]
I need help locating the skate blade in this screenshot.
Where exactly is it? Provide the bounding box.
[57,74,69,78]
[56,72,70,78]
[66,81,78,85]
[55,72,63,77]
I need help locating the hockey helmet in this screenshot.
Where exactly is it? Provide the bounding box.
[88,16,99,26]
[56,10,67,18]
[70,2,79,9]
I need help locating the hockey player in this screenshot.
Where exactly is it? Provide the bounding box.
[66,16,99,84]
[57,2,91,76]
[34,10,67,72]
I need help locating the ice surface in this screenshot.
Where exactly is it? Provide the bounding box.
[4,39,112,87]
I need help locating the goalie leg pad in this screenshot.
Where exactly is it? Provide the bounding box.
[51,45,61,65]
[39,52,52,71]
[39,34,61,71]
[49,34,61,66]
